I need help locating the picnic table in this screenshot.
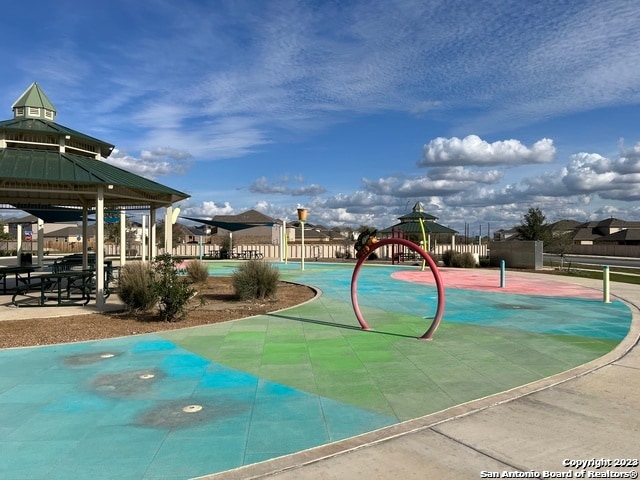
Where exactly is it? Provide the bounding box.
[10,256,119,307]
[236,249,263,260]
[11,270,94,307]
[0,265,38,294]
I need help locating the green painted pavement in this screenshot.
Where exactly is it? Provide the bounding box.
[163,297,620,421]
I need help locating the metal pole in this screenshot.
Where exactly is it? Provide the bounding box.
[301,220,305,270]
[500,259,506,288]
[603,265,611,303]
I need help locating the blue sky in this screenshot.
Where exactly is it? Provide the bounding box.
[2,0,640,236]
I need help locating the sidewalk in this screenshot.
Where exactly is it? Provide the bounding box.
[201,275,640,480]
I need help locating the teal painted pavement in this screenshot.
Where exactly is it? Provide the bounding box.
[0,262,632,480]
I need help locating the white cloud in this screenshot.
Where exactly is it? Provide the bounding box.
[361,168,499,198]
[427,166,503,184]
[191,201,235,217]
[419,135,556,167]
[248,176,327,196]
[140,147,192,162]
[107,148,187,179]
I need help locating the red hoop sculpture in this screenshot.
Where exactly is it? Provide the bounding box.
[351,237,445,340]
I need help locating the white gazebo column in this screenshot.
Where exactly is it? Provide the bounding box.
[141,215,147,262]
[280,220,286,262]
[37,218,44,267]
[150,209,157,260]
[95,186,106,308]
[82,206,89,267]
[164,206,173,255]
[16,225,22,266]
[119,210,126,267]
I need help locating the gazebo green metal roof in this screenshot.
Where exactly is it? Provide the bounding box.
[379,221,456,235]
[397,202,438,222]
[0,148,188,210]
[12,82,56,113]
[0,117,114,157]
[379,201,457,236]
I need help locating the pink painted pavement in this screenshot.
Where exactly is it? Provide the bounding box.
[392,268,603,300]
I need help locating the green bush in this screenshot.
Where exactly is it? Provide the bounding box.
[152,254,196,322]
[232,260,280,300]
[451,251,477,268]
[185,260,209,284]
[442,249,456,267]
[442,250,476,268]
[118,261,157,312]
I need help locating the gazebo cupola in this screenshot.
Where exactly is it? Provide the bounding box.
[12,82,57,122]
[1,82,113,159]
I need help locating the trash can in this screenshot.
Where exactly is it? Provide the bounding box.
[20,253,33,266]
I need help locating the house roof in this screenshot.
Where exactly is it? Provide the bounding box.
[572,229,600,242]
[595,217,627,228]
[44,225,86,237]
[594,229,640,243]
[548,219,581,232]
[214,209,277,224]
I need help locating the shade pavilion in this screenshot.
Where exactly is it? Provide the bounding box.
[0,83,189,307]
[379,201,457,251]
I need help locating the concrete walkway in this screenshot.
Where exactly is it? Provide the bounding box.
[201,274,640,480]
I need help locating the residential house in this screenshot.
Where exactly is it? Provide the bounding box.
[572,218,640,245]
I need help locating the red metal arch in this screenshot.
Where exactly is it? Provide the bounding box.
[350,238,445,340]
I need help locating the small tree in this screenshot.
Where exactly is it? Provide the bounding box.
[104,213,138,253]
[152,254,196,322]
[516,207,552,244]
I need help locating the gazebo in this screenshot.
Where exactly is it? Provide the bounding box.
[379,201,457,251]
[0,82,189,307]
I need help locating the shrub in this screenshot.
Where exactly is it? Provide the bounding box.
[451,251,477,268]
[232,260,280,300]
[185,260,209,284]
[152,254,196,322]
[118,261,157,312]
[442,250,476,268]
[442,249,456,267]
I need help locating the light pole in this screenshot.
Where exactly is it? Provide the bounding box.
[297,207,308,270]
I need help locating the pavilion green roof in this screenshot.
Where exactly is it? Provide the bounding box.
[0,117,114,157]
[379,221,457,235]
[0,148,189,209]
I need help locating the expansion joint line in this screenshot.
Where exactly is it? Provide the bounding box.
[431,426,526,472]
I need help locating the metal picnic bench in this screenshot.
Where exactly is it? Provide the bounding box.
[10,257,119,307]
